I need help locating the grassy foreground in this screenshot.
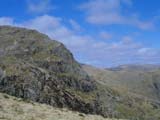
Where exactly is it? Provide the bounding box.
[0,93,124,120]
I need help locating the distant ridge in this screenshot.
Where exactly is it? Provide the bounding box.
[107,64,160,71]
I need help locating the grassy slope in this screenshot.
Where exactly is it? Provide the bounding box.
[0,93,124,120]
[82,65,160,120]
[82,64,160,101]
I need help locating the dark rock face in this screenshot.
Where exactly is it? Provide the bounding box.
[0,26,96,114]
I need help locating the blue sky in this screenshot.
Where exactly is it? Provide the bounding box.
[0,0,160,67]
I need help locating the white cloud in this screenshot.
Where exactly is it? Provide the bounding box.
[0,17,14,25]
[69,19,82,31]
[0,15,159,67]
[99,31,112,40]
[27,0,54,14]
[79,0,154,30]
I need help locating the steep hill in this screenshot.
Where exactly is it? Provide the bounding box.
[0,26,97,114]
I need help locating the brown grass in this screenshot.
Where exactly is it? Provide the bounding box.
[0,93,125,120]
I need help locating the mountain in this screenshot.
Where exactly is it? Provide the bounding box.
[0,26,97,114]
[107,64,160,72]
[83,64,160,102]
[0,26,160,120]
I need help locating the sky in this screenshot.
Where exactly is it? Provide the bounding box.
[0,0,160,67]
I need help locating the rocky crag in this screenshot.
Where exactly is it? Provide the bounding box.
[0,26,97,114]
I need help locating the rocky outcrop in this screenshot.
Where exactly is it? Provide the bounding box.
[0,26,96,114]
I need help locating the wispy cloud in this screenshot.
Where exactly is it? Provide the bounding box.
[27,0,55,14]
[0,17,14,25]
[0,15,159,67]
[79,0,154,30]
[69,19,82,32]
[99,31,112,40]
